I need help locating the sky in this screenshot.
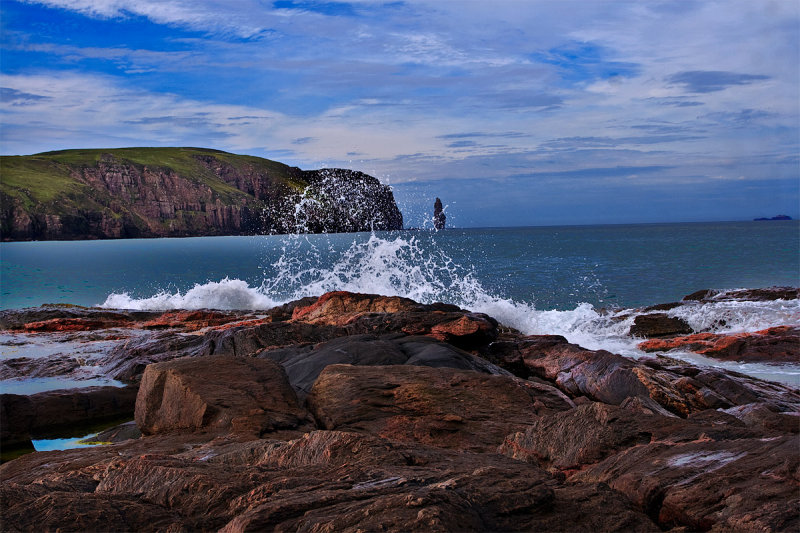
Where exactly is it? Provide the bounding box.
[1,0,798,227]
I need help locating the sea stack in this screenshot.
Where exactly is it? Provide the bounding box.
[433,197,446,230]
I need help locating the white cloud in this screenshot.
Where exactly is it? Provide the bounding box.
[5,0,798,193]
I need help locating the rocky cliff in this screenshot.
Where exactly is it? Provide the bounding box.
[0,148,403,240]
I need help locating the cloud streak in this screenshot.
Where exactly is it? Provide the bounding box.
[667,71,770,93]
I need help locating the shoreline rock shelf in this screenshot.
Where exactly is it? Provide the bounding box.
[1,288,798,531]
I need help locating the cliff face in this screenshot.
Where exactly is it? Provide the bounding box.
[0,148,403,241]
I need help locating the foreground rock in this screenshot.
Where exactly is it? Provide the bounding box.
[500,402,798,531]
[0,429,658,532]
[575,430,798,531]
[1,289,798,532]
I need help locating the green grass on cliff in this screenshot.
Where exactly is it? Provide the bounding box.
[0,156,87,206]
[0,147,302,207]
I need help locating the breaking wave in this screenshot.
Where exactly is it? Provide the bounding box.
[101,278,282,311]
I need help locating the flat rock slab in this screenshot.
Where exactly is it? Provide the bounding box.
[683,287,800,302]
[135,355,309,436]
[307,364,574,452]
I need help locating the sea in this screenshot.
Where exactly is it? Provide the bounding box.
[1,221,799,386]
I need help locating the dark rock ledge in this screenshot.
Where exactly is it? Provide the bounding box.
[1,289,798,532]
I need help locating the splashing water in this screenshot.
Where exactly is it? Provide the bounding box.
[101,232,541,328]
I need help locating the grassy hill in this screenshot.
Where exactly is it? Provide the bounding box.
[0,148,402,240]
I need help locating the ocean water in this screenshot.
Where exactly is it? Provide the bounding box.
[1,221,798,383]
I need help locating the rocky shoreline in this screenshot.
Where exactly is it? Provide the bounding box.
[1,288,798,531]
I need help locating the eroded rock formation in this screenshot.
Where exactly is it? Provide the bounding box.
[433,197,446,230]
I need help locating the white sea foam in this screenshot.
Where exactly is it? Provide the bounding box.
[99,233,799,384]
[667,298,800,334]
[101,278,280,311]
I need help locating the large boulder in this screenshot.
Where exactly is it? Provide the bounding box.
[307,364,574,452]
[290,291,423,324]
[135,355,309,436]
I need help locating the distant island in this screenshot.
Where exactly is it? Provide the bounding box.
[0,148,403,241]
[753,215,793,221]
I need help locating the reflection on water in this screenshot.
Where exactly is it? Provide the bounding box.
[0,376,125,395]
[32,435,104,452]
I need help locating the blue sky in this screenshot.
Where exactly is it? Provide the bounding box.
[1,0,798,227]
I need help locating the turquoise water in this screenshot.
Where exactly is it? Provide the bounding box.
[1,221,797,311]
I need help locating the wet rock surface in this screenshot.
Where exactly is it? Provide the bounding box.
[487,334,800,417]
[638,326,800,363]
[256,333,508,399]
[1,290,798,532]
[683,286,800,302]
[629,313,693,338]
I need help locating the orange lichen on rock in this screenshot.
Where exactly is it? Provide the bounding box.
[140,310,249,331]
[20,317,130,332]
[291,291,419,325]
